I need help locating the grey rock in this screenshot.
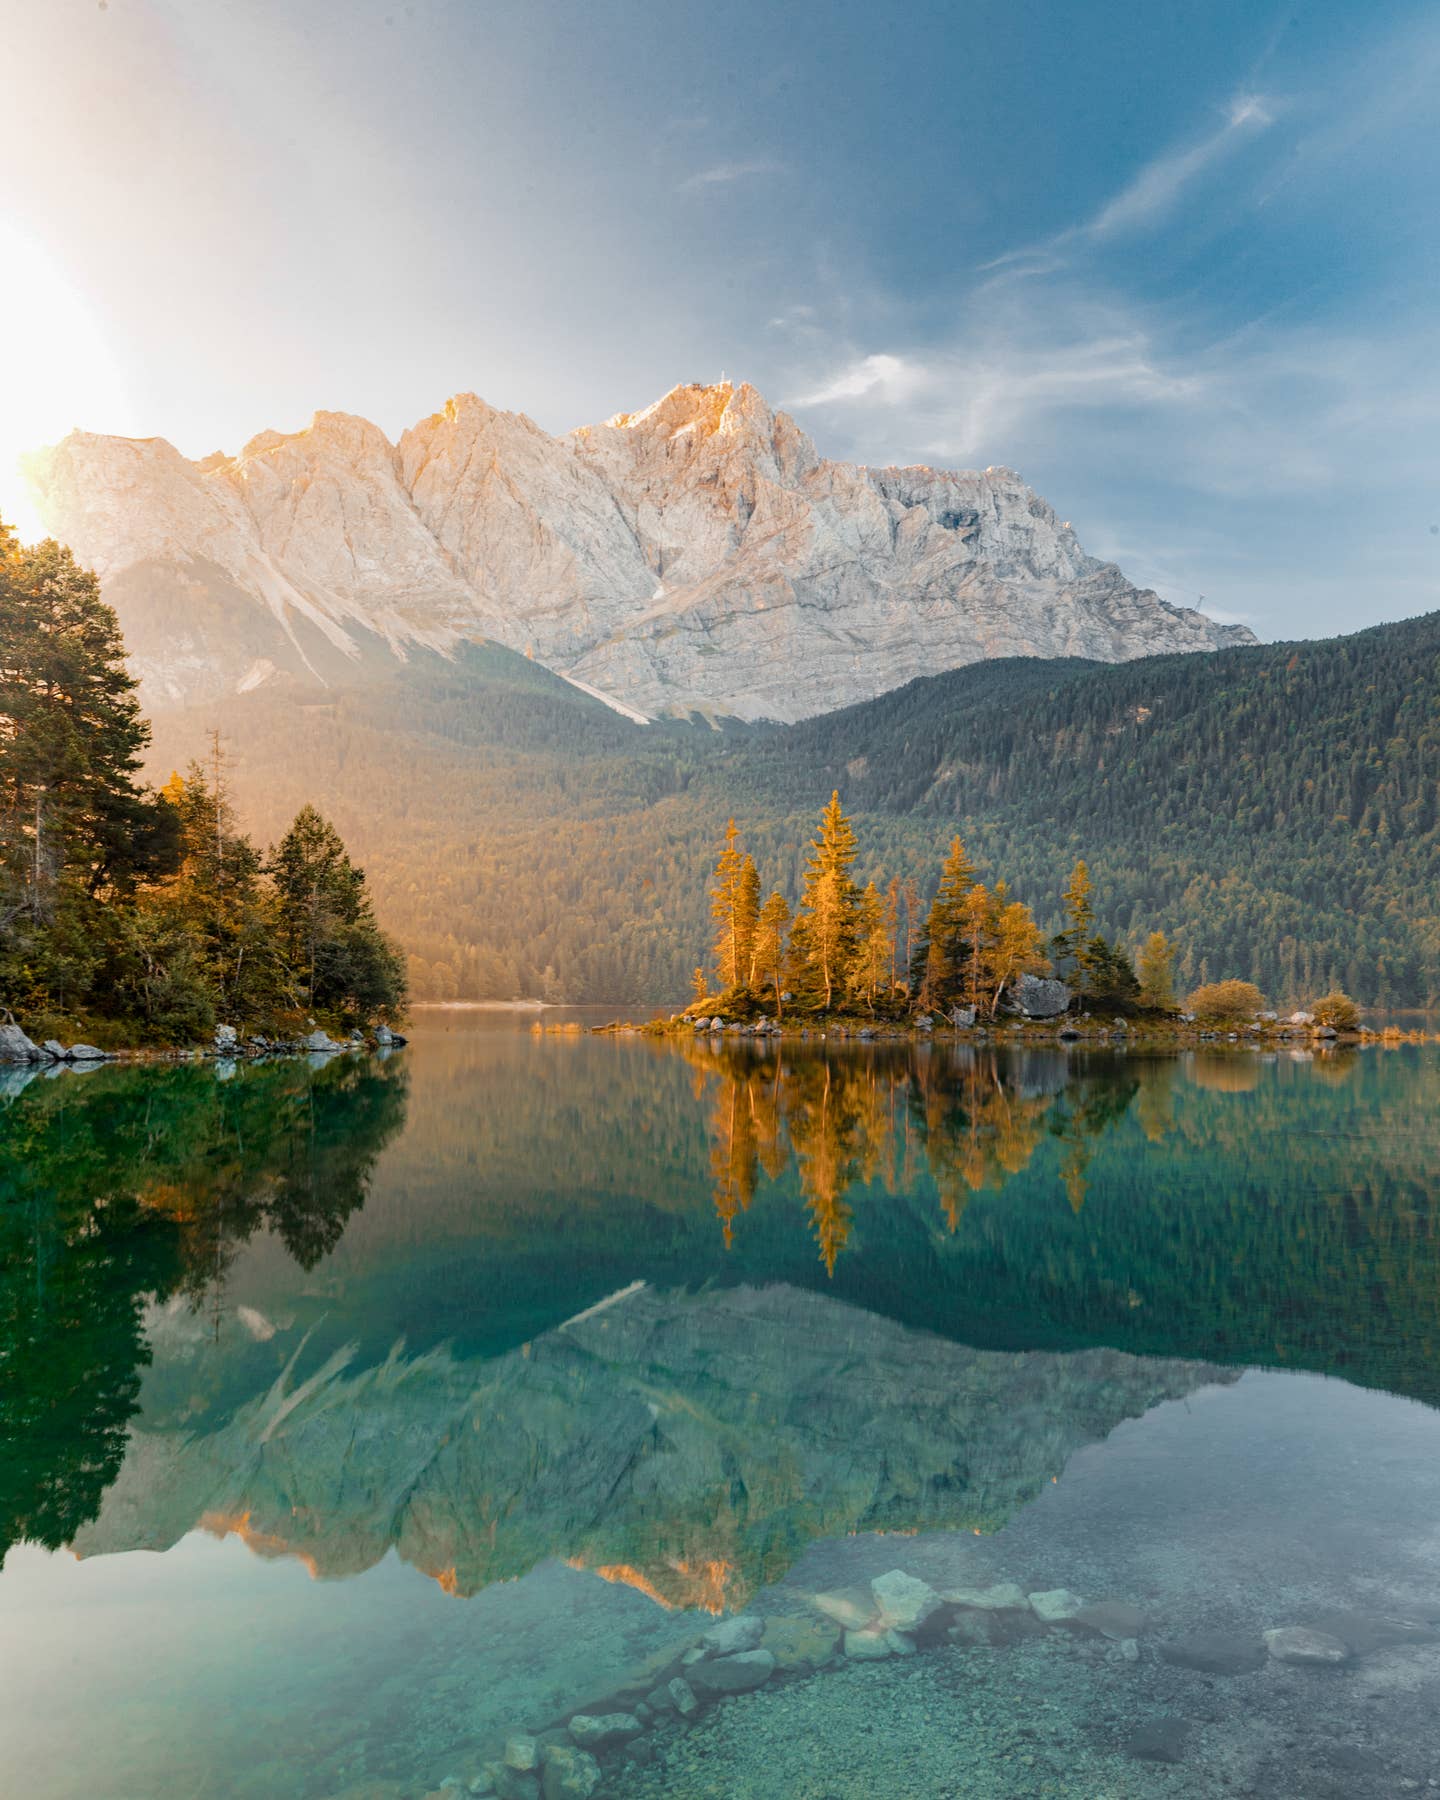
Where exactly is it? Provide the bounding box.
[1159,1631,1267,1674]
[565,1713,642,1749]
[0,1022,44,1063]
[374,1023,393,1045]
[41,1039,67,1060]
[301,1028,344,1052]
[1307,1610,1437,1657]
[1264,1626,1350,1665]
[214,1024,239,1050]
[67,1044,109,1061]
[1014,975,1071,1019]
[503,1736,540,1772]
[1028,1588,1085,1624]
[1120,1637,1141,1662]
[1074,1599,1149,1640]
[1125,1717,1189,1764]
[871,1569,943,1632]
[666,1678,699,1719]
[486,1766,539,1800]
[539,1747,600,1800]
[687,1649,775,1693]
[948,1005,976,1028]
[700,1614,765,1656]
[843,1628,893,1661]
[943,1582,1030,1612]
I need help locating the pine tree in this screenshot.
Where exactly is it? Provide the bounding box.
[985,898,1050,1017]
[848,880,891,1015]
[736,855,761,987]
[272,805,406,1022]
[790,791,859,1010]
[1053,859,1096,991]
[708,818,746,990]
[753,890,791,1016]
[1137,930,1177,1012]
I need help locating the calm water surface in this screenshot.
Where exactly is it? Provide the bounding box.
[5,1013,1440,1799]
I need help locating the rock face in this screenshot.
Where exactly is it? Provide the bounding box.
[26,381,1253,723]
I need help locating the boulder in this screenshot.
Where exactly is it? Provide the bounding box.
[539,1747,600,1800]
[665,1677,699,1718]
[948,1005,976,1028]
[1028,1588,1086,1625]
[566,1714,642,1750]
[871,1569,942,1633]
[301,1029,344,1052]
[1289,1010,1314,1025]
[843,1628,893,1660]
[1264,1626,1350,1665]
[943,1582,1030,1612]
[1014,975,1071,1019]
[504,1736,540,1772]
[1074,1600,1149,1641]
[700,1614,764,1656]
[214,1024,239,1051]
[759,1615,841,1672]
[41,1039,67,1060]
[812,1587,877,1631]
[486,1767,539,1800]
[0,1022,43,1063]
[687,1649,774,1694]
[375,1023,393,1045]
[67,1044,109,1061]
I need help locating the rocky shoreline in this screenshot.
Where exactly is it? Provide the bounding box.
[0,1014,407,1068]
[418,1561,1440,1799]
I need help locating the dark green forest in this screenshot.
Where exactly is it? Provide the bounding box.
[153,610,1440,1009]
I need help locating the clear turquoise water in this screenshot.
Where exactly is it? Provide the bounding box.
[5,1014,1440,1798]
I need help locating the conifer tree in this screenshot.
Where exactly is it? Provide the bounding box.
[736,854,761,987]
[1053,859,1096,990]
[753,889,791,1016]
[789,791,858,1010]
[849,880,891,1015]
[708,818,746,989]
[1137,930,1177,1011]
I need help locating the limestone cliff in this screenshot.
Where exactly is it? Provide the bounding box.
[26,382,1252,721]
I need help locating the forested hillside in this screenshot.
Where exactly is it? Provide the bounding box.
[144,614,1440,1010]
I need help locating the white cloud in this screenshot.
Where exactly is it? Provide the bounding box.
[676,159,783,192]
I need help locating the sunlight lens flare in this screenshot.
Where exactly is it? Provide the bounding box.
[0,222,132,542]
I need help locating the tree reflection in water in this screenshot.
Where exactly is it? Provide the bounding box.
[687,1040,1141,1267]
[0,1054,408,1557]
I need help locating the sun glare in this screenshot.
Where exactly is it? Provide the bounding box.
[0,222,133,542]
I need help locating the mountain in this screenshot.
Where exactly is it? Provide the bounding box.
[25,380,1249,722]
[137,610,1440,1008]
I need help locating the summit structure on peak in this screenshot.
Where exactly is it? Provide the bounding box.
[24,378,1253,720]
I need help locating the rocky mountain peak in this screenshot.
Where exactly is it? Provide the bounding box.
[24,378,1254,720]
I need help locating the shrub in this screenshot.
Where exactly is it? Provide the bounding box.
[1310,990,1360,1031]
[1185,979,1267,1024]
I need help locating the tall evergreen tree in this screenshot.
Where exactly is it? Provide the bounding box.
[753,889,791,1017]
[1052,859,1096,991]
[1137,931,1178,1011]
[271,805,406,1022]
[708,818,746,989]
[789,791,859,1009]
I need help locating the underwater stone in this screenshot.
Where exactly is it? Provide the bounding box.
[1120,1638,1141,1662]
[1125,1717,1189,1764]
[1028,1589,1086,1624]
[1264,1626,1351,1665]
[539,1746,601,1800]
[844,1628,893,1660]
[813,1587,877,1631]
[700,1615,765,1656]
[566,1713,642,1749]
[687,1649,775,1694]
[1074,1600,1149,1640]
[486,1766,539,1800]
[871,1570,942,1633]
[943,1582,1030,1612]
[666,1678,699,1718]
[759,1615,841,1671]
[885,1630,917,1656]
[503,1736,541,1771]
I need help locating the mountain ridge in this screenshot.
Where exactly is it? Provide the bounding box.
[25,379,1251,721]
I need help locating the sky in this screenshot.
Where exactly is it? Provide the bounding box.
[1,0,1438,641]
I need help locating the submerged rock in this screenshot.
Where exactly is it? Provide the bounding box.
[566,1713,642,1749]
[687,1650,775,1694]
[943,1582,1029,1612]
[539,1746,600,1800]
[759,1616,841,1672]
[1125,1717,1189,1764]
[1074,1600,1149,1640]
[700,1615,764,1656]
[843,1628,893,1661]
[1264,1626,1350,1665]
[813,1588,877,1631]
[665,1678,698,1718]
[871,1570,942,1633]
[1028,1589,1085,1625]
[503,1736,540,1772]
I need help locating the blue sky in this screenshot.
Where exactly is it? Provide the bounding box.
[2,0,1438,638]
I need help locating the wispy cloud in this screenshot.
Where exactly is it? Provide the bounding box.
[982,91,1276,277]
[676,158,783,192]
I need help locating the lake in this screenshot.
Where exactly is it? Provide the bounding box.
[4,1012,1440,1799]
